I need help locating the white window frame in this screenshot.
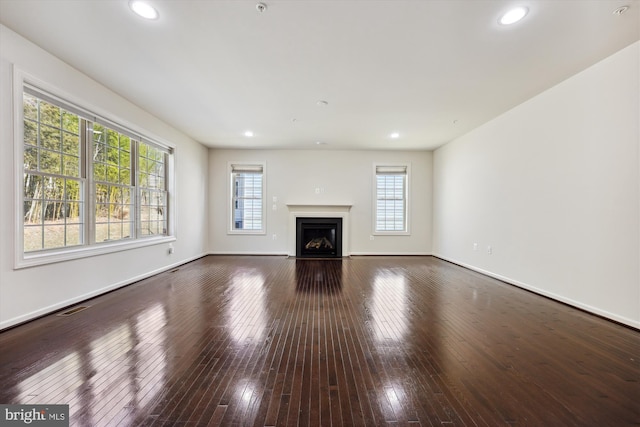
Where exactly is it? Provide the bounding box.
[227,162,266,235]
[372,163,410,235]
[14,71,176,269]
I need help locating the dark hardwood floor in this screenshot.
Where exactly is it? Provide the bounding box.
[0,256,638,426]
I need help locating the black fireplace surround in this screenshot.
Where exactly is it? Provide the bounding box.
[296,217,342,258]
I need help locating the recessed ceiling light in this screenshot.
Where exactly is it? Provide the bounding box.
[315,141,326,145]
[390,132,400,139]
[499,6,528,25]
[244,131,254,137]
[316,100,328,106]
[129,0,159,20]
[613,5,629,15]
[256,2,267,13]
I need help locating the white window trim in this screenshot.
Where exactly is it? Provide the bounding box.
[13,69,176,269]
[372,162,411,236]
[227,161,266,235]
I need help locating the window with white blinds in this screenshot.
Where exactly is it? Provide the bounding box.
[374,165,408,233]
[230,163,265,233]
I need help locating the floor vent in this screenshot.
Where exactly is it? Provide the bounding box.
[57,306,90,317]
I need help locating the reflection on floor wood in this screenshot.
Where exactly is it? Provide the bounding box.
[1,256,638,426]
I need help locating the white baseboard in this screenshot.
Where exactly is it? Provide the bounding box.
[349,252,432,256]
[0,252,208,331]
[208,251,290,256]
[6,252,635,331]
[432,253,640,330]
[208,251,433,257]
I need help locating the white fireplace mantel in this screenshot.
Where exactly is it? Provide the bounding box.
[286,204,352,257]
[285,203,352,211]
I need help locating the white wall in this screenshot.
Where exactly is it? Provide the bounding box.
[2,26,636,332]
[209,149,432,255]
[433,42,640,328]
[0,25,209,329]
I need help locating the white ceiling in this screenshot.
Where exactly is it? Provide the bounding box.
[1,0,638,150]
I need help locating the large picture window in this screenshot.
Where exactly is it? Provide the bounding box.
[374,164,409,234]
[229,163,265,234]
[20,85,173,265]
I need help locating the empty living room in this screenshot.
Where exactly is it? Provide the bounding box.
[0,1,638,426]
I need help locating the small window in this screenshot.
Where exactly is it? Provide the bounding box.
[374,164,409,234]
[230,163,265,233]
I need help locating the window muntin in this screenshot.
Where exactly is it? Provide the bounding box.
[93,123,134,242]
[23,93,84,252]
[139,143,168,237]
[21,86,173,259]
[230,163,264,233]
[375,165,408,233]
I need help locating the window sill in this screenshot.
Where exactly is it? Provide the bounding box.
[15,235,176,269]
[372,231,411,236]
[227,230,266,235]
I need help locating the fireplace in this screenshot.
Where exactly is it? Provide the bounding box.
[287,204,351,257]
[296,217,342,258]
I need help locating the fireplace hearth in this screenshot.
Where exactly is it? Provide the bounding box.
[296,217,342,258]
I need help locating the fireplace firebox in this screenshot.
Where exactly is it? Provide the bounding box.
[296,217,342,258]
